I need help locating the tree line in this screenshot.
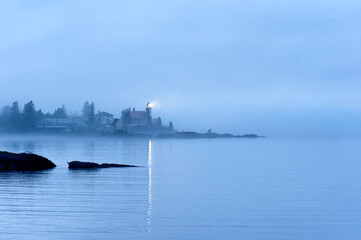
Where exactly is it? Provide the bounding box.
[0,100,173,133]
[0,101,96,133]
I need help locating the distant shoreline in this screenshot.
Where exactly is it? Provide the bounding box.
[157,132,263,139]
[0,131,265,139]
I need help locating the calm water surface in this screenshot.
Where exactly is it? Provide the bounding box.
[0,136,360,239]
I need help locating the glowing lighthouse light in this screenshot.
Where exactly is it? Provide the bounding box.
[147,102,153,108]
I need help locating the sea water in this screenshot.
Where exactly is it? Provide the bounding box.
[0,135,360,240]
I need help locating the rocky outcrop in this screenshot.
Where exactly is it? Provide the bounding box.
[0,151,56,171]
[68,161,137,169]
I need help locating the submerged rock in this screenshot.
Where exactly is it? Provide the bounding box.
[68,161,137,169]
[0,151,56,171]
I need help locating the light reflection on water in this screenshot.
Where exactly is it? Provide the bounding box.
[0,136,361,239]
[147,140,152,236]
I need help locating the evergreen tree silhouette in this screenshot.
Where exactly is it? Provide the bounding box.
[53,105,67,118]
[10,101,21,132]
[22,101,36,132]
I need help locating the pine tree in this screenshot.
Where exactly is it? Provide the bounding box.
[36,109,44,121]
[121,108,131,127]
[88,102,95,122]
[0,105,11,132]
[87,102,95,131]
[22,101,36,132]
[53,105,67,118]
[82,101,90,117]
[10,101,21,132]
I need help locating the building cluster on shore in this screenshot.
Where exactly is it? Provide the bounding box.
[37,102,175,136]
[0,101,175,136]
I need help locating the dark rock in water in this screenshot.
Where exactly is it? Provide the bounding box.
[68,161,100,169]
[0,151,56,171]
[68,161,137,169]
[100,163,137,168]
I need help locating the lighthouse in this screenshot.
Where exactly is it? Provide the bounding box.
[146,102,152,125]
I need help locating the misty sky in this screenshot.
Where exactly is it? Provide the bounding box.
[1,0,361,137]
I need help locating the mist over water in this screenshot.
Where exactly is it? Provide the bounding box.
[0,136,360,239]
[1,1,361,137]
[0,1,360,239]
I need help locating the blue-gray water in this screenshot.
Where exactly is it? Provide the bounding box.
[0,136,360,240]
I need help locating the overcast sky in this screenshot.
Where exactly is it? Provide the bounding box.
[1,0,361,137]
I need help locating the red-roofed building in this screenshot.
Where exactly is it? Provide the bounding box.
[129,102,152,125]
